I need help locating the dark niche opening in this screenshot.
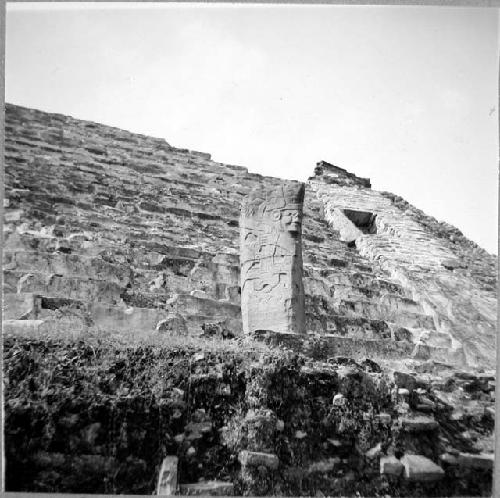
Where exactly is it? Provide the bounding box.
[342,209,377,234]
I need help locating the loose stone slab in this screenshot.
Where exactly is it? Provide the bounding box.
[240,183,306,335]
[401,454,445,481]
[179,481,234,496]
[156,455,178,495]
[380,456,403,476]
[238,450,279,469]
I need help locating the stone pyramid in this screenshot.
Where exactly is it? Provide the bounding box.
[2,103,497,496]
[4,103,496,369]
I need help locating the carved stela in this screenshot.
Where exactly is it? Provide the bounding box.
[240,183,306,335]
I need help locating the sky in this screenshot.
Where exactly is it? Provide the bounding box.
[5,3,499,253]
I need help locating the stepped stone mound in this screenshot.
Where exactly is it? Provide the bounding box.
[2,103,497,497]
[4,104,496,369]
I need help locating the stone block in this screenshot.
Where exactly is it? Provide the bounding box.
[3,292,40,319]
[380,456,403,476]
[328,207,364,243]
[365,443,382,459]
[238,450,279,470]
[394,371,416,391]
[156,313,188,335]
[401,454,444,481]
[393,327,413,342]
[376,413,392,425]
[92,303,166,332]
[419,330,452,349]
[307,457,341,473]
[402,416,438,432]
[179,481,234,496]
[3,319,48,335]
[439,453,459,466]
[332,393,346,406]
[156,455,178,495]
[457,452,494,470]
[243,408,277,446]
[412,343,432,360]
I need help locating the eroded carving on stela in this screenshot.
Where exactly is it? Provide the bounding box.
[240,182,306,335]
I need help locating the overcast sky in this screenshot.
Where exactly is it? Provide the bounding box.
[6,3,499,253]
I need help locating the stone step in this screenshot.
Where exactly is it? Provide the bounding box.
[305,311,393,340]
[411,343,466,365]
[131,260,239,292]
[2,232,238,272]
[304,267,376,286]
[91,303,170,333]
[3,270,123,304]
[253,332,416,361]
[4,250,131,285]
[170,294,241,320]
[129,246,239,269]
[334,299,435,329]
[411,330,454,349]
[90,296,242,335]
[3,229,129,256]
